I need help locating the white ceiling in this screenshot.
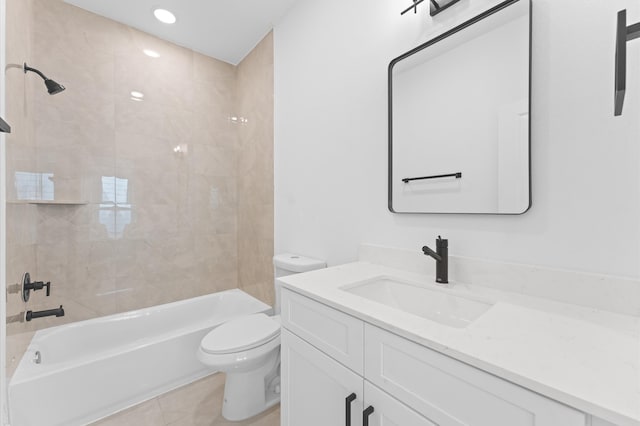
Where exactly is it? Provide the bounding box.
[64,0,299,65]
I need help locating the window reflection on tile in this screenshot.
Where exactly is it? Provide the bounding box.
[100,176,131,239]
[210,187,219,210]
[14,171,55,201]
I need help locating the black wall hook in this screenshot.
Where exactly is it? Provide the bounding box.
[401,0,461,16]
[401,0,425,15]
[429,0,461,16]
[615,9,640,116]
[0,116,11,133]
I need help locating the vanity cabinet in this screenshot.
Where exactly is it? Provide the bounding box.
[282,330,434,426]
[281,288,589,426]
[281,329,363,426]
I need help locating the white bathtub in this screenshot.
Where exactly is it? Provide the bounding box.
[9,289,272,426]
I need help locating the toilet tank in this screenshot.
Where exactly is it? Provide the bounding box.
[273,253,326,314]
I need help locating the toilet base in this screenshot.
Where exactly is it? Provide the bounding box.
[221,349,281,421]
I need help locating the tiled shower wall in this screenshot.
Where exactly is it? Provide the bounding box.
[5,0,274,374]
[236,34,275,306]
[5,0,38,363]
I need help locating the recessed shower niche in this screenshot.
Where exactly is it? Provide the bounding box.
[389,0,531,214]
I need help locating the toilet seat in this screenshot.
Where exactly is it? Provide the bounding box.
[201,313,280,355]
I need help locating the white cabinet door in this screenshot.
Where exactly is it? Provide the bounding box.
[363,381,437,426]
[365,325,586,426]
[281,288,364,373]
[281,329,364,426]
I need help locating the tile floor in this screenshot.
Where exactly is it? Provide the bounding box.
[92,374,280,426]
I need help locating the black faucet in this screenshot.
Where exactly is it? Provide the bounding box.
[21,272,51,302]
[422,236,448,284]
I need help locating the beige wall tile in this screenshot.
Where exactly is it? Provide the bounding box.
[6,332,35,378]
[6,0,37,351]
[236,33,275,305]
[5,0,35,195]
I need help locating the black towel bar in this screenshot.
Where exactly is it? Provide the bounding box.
[402,172,462,183]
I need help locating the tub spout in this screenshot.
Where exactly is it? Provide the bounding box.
[26,305,65,322]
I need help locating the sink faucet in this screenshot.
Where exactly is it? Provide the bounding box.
[422,236,448,284]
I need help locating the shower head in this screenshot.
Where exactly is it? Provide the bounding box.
[23,63,66,95]
[44,78,66,95]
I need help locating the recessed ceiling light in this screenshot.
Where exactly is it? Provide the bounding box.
[143,49,160,58]
[130,97,144,102]
[153,8,176,24]
[130,91,144,99]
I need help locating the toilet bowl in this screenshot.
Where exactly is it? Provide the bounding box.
[197,253,326,421]
[197,313,282,421]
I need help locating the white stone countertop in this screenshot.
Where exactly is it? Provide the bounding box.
[279,261,640,426]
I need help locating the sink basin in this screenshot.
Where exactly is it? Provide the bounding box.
[341,276,493,328]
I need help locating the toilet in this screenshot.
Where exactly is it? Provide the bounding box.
[197,253,326,421]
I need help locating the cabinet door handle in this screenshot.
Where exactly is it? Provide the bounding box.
[363,405,375,426]
[345,393,357,426]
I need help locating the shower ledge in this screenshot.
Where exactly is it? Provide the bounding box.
[7,200,88,205]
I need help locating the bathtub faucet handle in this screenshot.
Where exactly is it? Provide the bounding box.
[26,280,50,297]
[21,272,52,302]
[30,280,50,296]
[31,281,51,296]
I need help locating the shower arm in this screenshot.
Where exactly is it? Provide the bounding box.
[23,63,49,80]
[23,62,66,95]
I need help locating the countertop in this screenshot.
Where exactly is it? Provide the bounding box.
[279,261,640,426]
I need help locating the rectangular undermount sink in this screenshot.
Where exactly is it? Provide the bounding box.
[341,276,493,328]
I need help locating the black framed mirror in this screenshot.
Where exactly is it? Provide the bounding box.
[388,0,531,214]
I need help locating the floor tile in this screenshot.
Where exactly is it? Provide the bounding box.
[93,373,280,426]
[158,374,224,424]
[92,398,165,426]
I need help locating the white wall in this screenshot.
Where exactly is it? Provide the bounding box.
[274,0,640,279]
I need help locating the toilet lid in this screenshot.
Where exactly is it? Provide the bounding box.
[201,313,280,355]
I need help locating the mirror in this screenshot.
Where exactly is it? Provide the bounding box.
[389,0,531,214]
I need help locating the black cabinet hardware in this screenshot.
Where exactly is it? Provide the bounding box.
[345,393,356,426]
[0,116,10,133]
[615,9,640,116]
[363,406,375,426]
[402,172,462,183]
[26,305,64,321]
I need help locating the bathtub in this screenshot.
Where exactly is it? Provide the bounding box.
[9,289,272,426]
